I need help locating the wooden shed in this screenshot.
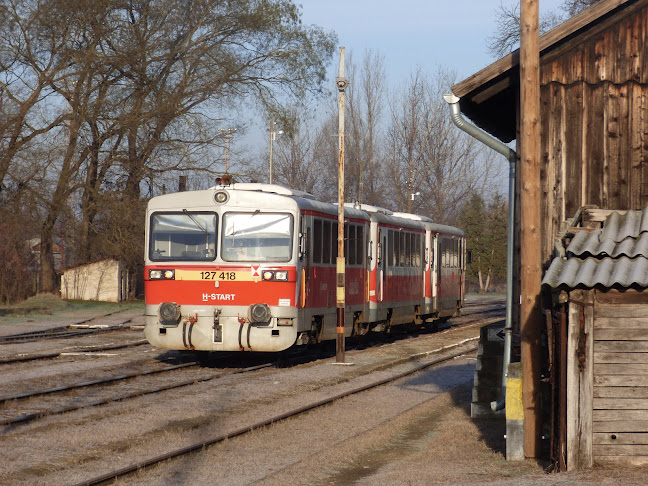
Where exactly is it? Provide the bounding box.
[452,0,648,269]
[543,207,648,469]
[451,0,648,470]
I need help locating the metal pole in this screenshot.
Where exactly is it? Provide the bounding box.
[269,120,274,184]
[336,47,349,363]
[224,136,231,173]
[219,128,235,173]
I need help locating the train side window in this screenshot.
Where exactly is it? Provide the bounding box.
[313,219,322,263]
[388,230,394,267]
[430,239,435,269]
[331,222,338,264]
[356,225,364,266]
[405,232,411,267]
[441,239,447,267]
[348,225,357,265]
[399,232,406,267]
[323,220,331,264]
[344,225,349,264]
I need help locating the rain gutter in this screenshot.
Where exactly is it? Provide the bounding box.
[443,93,516,412]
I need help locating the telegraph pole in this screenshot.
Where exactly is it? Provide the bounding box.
[268,121,283,184]
[520,0,542,458]
[336,47,349,363]
[219,128,235,173]
[269,120,275,184]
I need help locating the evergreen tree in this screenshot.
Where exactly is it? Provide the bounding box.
[460,192,508,293]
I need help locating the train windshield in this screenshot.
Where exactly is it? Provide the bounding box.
[222,212,293,262]
[149,212,217,261]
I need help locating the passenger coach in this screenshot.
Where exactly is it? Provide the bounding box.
[144,182,466,352]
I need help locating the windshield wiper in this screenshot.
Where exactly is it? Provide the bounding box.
[182,209,208,236]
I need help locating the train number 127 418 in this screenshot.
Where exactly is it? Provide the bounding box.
[200,271,236,281]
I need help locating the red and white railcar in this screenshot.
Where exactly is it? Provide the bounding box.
[144,182,465,352]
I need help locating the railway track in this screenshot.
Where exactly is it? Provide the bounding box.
[74,337,481,486]
[0,304,504,429]
[0,299,505,485]
[0,338,149,364]
[0,314,139,344]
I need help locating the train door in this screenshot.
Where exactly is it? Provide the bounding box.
[377,228,386,302]
[430,233,438,313]
[299,215,310,311]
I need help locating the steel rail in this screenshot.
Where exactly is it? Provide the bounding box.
[0,311,139,344]
[0,361,274,427]
[0,339,149,365]
[73,340,480,486]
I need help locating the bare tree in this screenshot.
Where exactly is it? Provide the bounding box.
[486,0,599,59]
[386,68,504,225]
[0,0,337,293]
[344,50,388,206]
[270,109,326,195]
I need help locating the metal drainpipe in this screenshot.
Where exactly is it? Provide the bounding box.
[443,94,516,412]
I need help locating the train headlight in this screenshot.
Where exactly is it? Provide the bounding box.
[249,303,271,323]
[149,269,175,280]
[261,270,288,281]
[158,302,181,323]
[214,191,229,204]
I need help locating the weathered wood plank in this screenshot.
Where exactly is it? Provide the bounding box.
[594,397,648,409]
[595,375,648,387]
[595,329,648,341]
[596,289,648,304]
[594,387,648,399]
[595,363,648,375]
[594,455,648,466]
[567,291,594,470]
[541,82,561,261]
[594,444,648,455]
[594,421,648,433]
[584,85,605,207]
[630,84,643,209]
[639,84,648,208]
[594,317,648,329]
[595,305,648,318]
[594,432,648,445]
[595,341,648,353]
[594,409,648,421]
[565,83,584,215]
[595,352,648,364]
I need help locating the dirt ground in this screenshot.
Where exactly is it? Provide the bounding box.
[118,369,647,486]
[2,296,646,485]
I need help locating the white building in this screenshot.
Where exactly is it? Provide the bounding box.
[60,259,128,302]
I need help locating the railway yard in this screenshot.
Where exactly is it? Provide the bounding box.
[0,296,642,486]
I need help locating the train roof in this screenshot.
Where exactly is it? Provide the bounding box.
[147,184,463,236]
[211,182,316,200]
[392,212,464,237]
[349,204,464,236]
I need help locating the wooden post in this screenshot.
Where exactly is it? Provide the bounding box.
[566,290,594,470]
[519,0,543,458]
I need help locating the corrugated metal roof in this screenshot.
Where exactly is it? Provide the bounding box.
[543,207,648,289]
[568,228,648,259]
[543,255,648,288]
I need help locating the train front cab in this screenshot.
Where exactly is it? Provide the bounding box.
[144,187,303,352]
